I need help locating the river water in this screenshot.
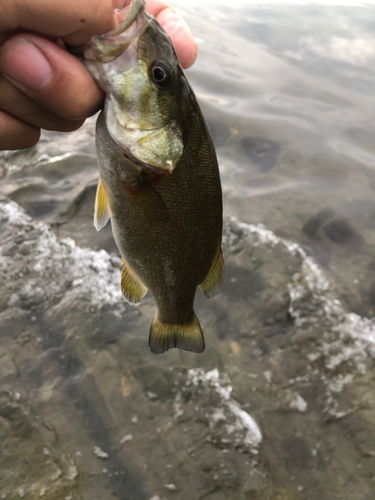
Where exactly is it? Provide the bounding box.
[0,2,375,499]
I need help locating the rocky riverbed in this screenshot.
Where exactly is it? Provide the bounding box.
[1,198,374,499]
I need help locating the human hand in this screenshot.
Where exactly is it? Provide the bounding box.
[0,0,197,150]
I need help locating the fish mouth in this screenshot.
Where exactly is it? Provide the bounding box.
[67,0,147,64]
[89,0,147,63]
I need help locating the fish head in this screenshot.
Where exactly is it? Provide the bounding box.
[84,0,184,174]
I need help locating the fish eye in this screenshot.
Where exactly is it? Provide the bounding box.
[150,61,171,87]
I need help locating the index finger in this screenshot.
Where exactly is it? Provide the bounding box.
[114,0,197,68]
[0,0,116,45]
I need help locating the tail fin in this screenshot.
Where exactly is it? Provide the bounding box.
[149,313,205,354]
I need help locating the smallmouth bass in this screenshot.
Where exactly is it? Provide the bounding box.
[82,0,223,353]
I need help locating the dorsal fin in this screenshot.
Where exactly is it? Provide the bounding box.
[199,244,224,298]
[121,258,148,305]
[94,176,111,231]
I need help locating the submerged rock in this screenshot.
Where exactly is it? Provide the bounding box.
[1,200,374,499]
[241,137,281,172]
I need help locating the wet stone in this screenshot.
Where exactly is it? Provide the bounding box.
[257,338,270,355]
[368,282,375,308]
[210,312,238,340]
[241,136,281,172]
[222,263,265,300]
[0,391,80,500]
[206,119,231,148]
[282,436,312,469]
[302,208,336,239]
[302,242,331,267]
[339,200,375,230]
[324,218,363,246]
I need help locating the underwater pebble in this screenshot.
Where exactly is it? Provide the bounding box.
[241,136,281,172]
[120,434,133,443]
[51,469,62,481]
[263,370,272,383]
[68,465,78,480]
[290,394,308,412]
[164,484,177,491]
[93,447,109,459]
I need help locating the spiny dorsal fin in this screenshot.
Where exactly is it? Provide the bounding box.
[199,244,224,298]
[94,176,110,231]
[121,258,148,305]
[149,313,205,354]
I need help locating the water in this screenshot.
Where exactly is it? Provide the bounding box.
[1,2,375,499]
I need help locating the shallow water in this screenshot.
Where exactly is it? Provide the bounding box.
[1,2,375,499]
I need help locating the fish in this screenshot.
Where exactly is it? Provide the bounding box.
[81,0,223,354]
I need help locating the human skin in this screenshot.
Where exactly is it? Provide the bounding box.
[0,0,197,150]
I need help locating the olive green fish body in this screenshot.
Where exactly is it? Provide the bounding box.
[86,0,223,353]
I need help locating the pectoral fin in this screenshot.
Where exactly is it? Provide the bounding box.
[94,177,111,231]
[199,245,224,298]
[121,259,148,305]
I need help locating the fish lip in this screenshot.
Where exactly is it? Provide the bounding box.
[111,0,146,36]
[89,0,148,63]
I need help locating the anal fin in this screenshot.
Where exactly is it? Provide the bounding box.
[149,313,205,354]
[121,258,148,305]
[94,176,111,231]
[199,244,224,298]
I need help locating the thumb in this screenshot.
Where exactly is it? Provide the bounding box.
[0,34,103,120]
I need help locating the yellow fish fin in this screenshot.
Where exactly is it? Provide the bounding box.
[199,244,224,298]
[94,176,111,231]
[149,313,205,354]
[121,258,148,305]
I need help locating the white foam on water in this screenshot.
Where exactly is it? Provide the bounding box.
[185,368,262,450]
[0,201,122,310]
[287,245,375,381]
[225,217,375,414]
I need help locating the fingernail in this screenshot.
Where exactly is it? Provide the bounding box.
[158,12,197,69]
[1,37,52,91]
